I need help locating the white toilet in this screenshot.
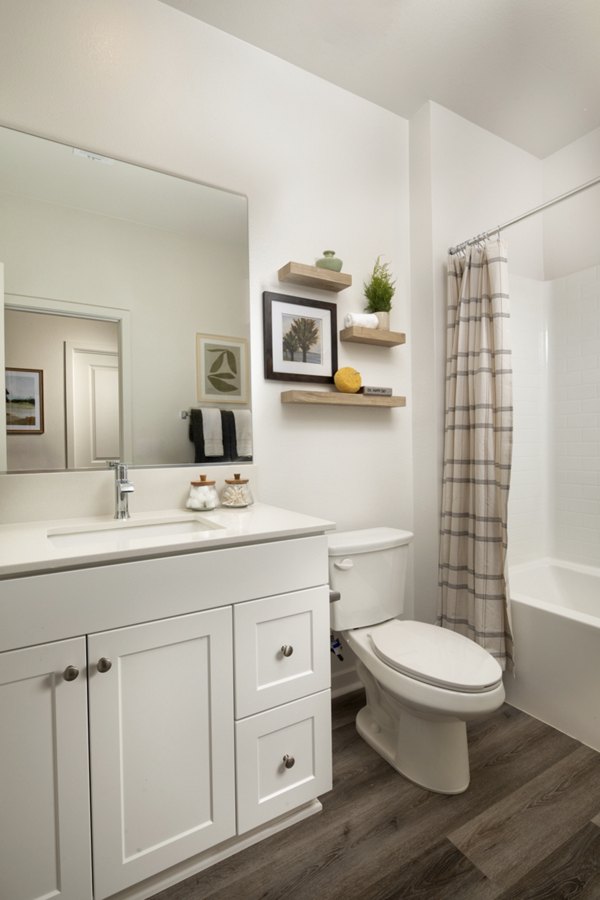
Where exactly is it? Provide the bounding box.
[328,527,505,794]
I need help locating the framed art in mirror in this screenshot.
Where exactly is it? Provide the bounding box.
[196,334,249,404]
[263,292,338,384]
[5,368,44,434]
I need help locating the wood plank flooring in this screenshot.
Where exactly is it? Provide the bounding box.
[150,691,600,900]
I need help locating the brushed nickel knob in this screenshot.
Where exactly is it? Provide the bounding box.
[281,645,294,658]
[63,665,79,682]
[283,754,295,769]
[97,657,113,673]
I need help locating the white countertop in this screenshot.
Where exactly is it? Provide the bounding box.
[0,503,335,578]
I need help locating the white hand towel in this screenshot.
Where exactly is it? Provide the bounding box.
[201,408,224,456]
[233,409,253,457]
[344,312,379,329]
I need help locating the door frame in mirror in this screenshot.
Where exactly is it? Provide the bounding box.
[2,291,132,473]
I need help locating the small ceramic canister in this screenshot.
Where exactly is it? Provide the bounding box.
[221,473,253,508]
[316,250,343,272]
[186,474,219,511]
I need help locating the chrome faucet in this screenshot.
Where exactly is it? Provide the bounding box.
[109,461,135,519]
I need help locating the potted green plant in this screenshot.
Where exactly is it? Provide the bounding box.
[363,256,395,329]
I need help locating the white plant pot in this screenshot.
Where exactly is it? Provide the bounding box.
[375,312,390,330]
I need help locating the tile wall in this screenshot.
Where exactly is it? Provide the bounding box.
[509,266,600,569]
[549,265,600,567]
[508,275,550,565]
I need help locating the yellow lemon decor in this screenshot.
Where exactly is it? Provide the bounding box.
[334,367,362,393]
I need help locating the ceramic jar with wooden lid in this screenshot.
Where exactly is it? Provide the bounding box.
[221,473,253,508]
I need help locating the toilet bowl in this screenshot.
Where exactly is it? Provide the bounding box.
[328,528,505,794]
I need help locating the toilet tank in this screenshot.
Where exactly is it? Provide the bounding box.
[328,528,413,631]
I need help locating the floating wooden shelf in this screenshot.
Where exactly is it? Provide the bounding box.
[340,326,406,347]
[281,390,406,408]
[278,261,352,293]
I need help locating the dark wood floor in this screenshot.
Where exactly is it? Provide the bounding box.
[151,691,600,900]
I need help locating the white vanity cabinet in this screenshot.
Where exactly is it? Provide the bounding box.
[0,529,332,900]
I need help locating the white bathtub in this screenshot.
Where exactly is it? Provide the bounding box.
[505,558,600,752]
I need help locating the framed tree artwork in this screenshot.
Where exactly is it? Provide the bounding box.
[263,292,338,383]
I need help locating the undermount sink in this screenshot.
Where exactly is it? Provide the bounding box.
[47,515,223,550]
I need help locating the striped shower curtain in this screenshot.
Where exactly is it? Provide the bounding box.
[438,239,514,670]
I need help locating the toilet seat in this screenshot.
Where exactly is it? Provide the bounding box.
[368,620,502,694]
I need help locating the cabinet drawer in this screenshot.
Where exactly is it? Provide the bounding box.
[234,586,330,718]
[235,690,332,834]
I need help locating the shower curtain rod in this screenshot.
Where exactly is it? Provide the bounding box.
[448,173,600,255]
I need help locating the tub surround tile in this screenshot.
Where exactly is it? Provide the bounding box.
[448,745,600,890]
[510,265,600,570]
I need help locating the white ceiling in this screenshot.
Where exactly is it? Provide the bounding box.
[160,0,600,159]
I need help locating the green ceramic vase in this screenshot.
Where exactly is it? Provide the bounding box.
[316,250,343,272]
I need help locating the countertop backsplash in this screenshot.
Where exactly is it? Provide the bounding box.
[0,464,259,525]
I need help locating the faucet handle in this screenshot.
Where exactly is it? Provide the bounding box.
[109,460,129,480]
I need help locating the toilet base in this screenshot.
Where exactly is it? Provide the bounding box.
[355,662,471,794]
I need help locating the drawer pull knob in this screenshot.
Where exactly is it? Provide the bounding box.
[63,665,80,682]
[283,754,295,769]
[281,645,294,658]
[97,657,113,673]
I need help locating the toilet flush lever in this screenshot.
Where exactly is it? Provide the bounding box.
[334,558,353,570]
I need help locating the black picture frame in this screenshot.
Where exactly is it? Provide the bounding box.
[263,291,338,384]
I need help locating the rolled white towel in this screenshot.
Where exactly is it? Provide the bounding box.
[344,312,379,329]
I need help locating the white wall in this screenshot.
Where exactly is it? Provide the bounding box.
[0,0,413,584]
[409,102,544,622]
[508,264,600,570]
[542,127,600,567]
[507,275,550,566]
[543,126,600,280]
[548,265,600,567]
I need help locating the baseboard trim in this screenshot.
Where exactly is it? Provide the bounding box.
[331,668,362,699]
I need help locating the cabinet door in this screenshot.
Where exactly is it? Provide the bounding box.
[236,690,332,833]
[234,586,330,717]
[88,607,235,900]
[0,638,92,900]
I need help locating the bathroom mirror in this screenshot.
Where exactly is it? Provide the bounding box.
[0,126,250,472]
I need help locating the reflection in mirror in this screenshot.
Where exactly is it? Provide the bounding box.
[0,126,250,473]
[6,306,121,471]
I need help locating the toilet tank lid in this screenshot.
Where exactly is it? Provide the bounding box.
[328,527,413,556]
